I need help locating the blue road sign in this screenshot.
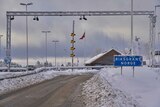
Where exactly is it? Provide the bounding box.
[114,56,143,66]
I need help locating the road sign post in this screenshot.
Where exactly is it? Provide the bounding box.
[133,66,135,77]
[121,66,122,75]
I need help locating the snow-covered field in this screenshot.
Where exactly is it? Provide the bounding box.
[0,69,98,95]
[82,66,160,107]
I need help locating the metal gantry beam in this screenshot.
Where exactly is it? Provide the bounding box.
[7,11,154,16]
[6,10,154,70]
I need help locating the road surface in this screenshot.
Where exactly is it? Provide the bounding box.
[0,74,93,107]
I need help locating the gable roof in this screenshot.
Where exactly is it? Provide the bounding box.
[85,49,122,65]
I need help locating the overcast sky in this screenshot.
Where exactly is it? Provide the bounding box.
[0,0,160,64]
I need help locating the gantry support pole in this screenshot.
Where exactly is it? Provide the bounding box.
[6,15,12,71]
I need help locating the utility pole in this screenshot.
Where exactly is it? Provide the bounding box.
[64,49,67,66]
[158,32,160,65]
[52,40,59,67]
[20,2,33,71]
[0,35,3,60]
[42,31,51,66]
[131,0,134,55]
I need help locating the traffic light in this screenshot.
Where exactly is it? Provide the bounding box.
[70,47,75,50]
[70,33,75,37]
[70,53,75,57]
[70,40,76,43]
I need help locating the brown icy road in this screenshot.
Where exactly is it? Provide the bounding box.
[0,74,93,107]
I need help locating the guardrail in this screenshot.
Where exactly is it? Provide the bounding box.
[0,67,46,80]
[46,66,110,70]
[0,66,111,80]
[0,67,26,72]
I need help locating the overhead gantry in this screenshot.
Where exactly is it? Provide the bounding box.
[6,10,155,69]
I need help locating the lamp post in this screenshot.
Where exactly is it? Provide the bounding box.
[0,35,3,60]
[64,49,67,66]
[42,31,51,66]
[131,0,133,55]
[52,40,59,67]
[158,32,160,65]
[20,2,33,71]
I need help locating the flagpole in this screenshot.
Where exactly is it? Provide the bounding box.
[84,32,86,65]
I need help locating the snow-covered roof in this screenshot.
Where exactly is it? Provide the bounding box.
[106,48,123,56]
[85,49,122,64]
[85,52,106,64]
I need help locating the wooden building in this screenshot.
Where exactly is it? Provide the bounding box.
[85,49,122,66]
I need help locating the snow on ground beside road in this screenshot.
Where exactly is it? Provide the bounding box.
[0,70,56,95]
[0,69,98,95]
[0,67,45,80]
[82,66,160,107]
[82,72,139,107]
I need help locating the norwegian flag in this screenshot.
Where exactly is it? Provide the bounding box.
[79,32,85,40]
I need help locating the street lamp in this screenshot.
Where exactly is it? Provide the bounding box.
[0,35,3,60]
[20,2,33,71]
[83,15,87,20]
[42,31,51,66]
[52,40,59,67]
[158,32,160,65]
[131,0,133,55]
[33,16,39,21]
[64,49,67,66]
[79,15,87,20]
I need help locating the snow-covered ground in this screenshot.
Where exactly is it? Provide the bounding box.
[0,69,98,95]
[82,66,160,107]
[1,66,160,107]
[0,67,45,80]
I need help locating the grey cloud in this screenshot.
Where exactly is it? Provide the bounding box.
[9,31,129,59]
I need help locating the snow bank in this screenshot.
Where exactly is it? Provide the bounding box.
[0,69,98,95]
[0,67,45,80]
[82,73,139,107]
[0,71,56,95]
[101,67,160,107]
[82,66,160,107]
